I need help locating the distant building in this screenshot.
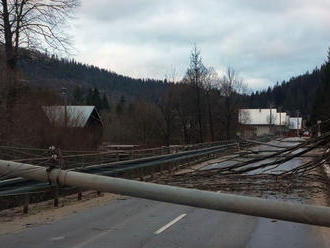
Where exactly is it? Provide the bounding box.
[289,117,303,130]
[275,112,289,126]
[238,108,291,137]
[42,106,103,129]
[42,105,103,148]
[239,108,278,125]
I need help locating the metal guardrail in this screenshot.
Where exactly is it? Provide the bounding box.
[0,142,239,196]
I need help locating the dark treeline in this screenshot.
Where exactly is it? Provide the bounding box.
[311,49,330,129]
[18,51,169,102]
[244,67,322,119]
[243,49,330,128]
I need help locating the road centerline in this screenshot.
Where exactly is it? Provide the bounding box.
[154,213,187,235]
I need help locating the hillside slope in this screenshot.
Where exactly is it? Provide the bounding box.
[18,53,169,101]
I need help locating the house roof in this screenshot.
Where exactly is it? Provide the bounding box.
[42,106,99,127]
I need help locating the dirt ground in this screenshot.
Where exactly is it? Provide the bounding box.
[0,191,120,236]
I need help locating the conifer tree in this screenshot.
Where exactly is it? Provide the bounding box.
[73,86,84,105]
[102,94,110,110]
[312,48,330,129]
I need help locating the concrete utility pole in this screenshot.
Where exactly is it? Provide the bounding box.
[278,106,282,137]
[269,104,273,135]
[1,160,330,227]
[296,110,300,137]
[61,87,67,128]
[317,120,322,137]
[269,105,272,126]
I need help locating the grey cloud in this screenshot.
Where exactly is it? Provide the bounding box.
[71,0,330,89]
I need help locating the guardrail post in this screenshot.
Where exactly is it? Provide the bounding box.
[171,162,177,175]
[237,141,241,151]
[173,161,178,172]
[125,170,132,179]
[149,167,154,179]
[167,162,171,173]
[54,187,59,207]
[139,168,144,181]
[23,193,30,214]
[159,164,164,175]
[78,192,82,201]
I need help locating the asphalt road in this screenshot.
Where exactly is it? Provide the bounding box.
[0,196,329,248]
[1,137,329,247]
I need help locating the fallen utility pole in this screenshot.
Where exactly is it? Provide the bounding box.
[1,159,330,227]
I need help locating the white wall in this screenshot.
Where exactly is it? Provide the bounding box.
[239,109,278,125]
[289,117,302,129]
[275,112,288,125]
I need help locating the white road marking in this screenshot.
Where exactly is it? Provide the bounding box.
[50,236,65,241]
[154,214,187,235]
[73,231,112,248]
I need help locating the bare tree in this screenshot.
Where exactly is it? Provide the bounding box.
[157,87,177,147]
[157,67,181,146]
[0,0,79,69]
[184,45,208,143]
[164,65,178,83]
[204,67,219,141]
[219,67,246,139]
[172,83,194,144]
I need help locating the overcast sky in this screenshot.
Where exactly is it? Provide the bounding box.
[71,0,330,90]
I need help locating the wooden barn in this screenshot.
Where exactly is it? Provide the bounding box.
[42,105,103,149]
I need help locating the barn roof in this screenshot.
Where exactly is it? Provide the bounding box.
[42,106,100,127]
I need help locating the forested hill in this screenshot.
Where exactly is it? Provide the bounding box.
[245,66,324,118]
[18,51,323,119]
[18,53,169,101]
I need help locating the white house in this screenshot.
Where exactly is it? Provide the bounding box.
[238,108,293,137]
[289,117,303,130]
[239,108,278,125]
[275,112,288,126]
